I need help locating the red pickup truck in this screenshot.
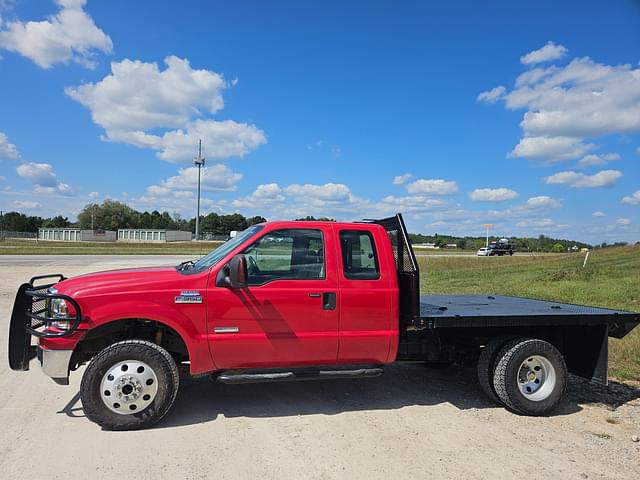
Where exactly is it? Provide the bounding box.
[8,214,639,430]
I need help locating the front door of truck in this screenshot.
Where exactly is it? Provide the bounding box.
[208,227,339,369]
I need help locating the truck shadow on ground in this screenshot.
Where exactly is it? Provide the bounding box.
[57,363,640,429]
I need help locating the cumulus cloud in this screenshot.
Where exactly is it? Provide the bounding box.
[285,183,352,202]
[509,136,594,163]
[616,218,631,225]
[481,48,640,164]
[66,56,266,162]
[406,178,458,195]
[393,173,413,185]
[577,152,620,168]
[12,200,41,209]
[622,190,640,205]
[232,183,285,209]
[545,169,622,188]
[520,42,568,65]
[16,162,72,195]
[0,0,112,69]
[160,164,242,192]
[523,196,563,209]
[88,191,99,198]
[0,131,19,159]
[592,211,607,217]
[477,86,506,104]
[469,187,518,202]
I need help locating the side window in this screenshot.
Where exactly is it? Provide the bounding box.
[340,230,380,280]
[242,229,325,285]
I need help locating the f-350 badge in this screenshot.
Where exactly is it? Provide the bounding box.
[175,290,203,304]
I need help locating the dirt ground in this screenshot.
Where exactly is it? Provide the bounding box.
[1,256,639,479]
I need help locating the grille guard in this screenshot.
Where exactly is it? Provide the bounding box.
[8,274,82,372]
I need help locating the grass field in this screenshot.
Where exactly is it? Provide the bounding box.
[419,245,640,381]
[0,239,223,255]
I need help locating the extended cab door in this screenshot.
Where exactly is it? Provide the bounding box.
[335,226,397,364]
[208,227,340,369]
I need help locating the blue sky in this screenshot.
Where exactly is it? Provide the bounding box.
[0,0,638,243]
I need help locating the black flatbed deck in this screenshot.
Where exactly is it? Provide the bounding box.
[420,295,640,336]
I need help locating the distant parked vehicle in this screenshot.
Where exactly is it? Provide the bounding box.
[489,238,515,256]
[477,247,490,256]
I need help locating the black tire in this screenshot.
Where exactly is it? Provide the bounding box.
[492,338,567,416]
[476,335,516,404]
[80,340,179,430]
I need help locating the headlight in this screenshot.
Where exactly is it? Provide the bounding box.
[50,298,70,329]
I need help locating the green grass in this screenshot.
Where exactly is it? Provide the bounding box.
[0,239,223,255]
[419,245,640,381]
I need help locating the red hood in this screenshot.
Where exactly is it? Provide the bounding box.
[54,266,196,297]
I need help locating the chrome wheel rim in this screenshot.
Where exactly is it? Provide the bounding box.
[100,360,158,415]
[517,355,556,401]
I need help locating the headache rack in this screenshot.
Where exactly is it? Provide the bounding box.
[366,213,422,329]
[8,274,82,371]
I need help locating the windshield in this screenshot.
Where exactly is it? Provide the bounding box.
[190,225,264,271]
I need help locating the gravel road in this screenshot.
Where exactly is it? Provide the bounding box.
[1,256,638,479]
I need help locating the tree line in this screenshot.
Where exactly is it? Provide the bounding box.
[2,201,631,251]
[1,200,265,236]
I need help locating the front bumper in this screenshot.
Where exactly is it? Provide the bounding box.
[37,347,73,385]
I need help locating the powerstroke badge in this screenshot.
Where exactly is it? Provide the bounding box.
[175,290,203,304]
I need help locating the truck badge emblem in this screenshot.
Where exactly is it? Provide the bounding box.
[175,290,203,304]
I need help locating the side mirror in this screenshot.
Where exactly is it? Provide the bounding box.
[215,254,248,288]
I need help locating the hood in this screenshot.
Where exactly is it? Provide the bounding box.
[54,266,199,297]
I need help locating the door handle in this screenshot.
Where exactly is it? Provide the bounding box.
[322,292,336,310]
[308,293,321,298]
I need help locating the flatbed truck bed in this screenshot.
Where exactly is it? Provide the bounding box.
[420,294,639,336]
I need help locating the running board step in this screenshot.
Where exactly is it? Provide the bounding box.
[216,367,384,385]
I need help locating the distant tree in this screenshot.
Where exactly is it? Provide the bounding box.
[295,216,336,221]
[41,215,71,228]
[0,212,43,232]
[247,216,267,225]
[551,243,564,253]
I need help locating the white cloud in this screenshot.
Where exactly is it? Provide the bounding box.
[0,132,19,159]
[545,169,622,188]
[0,175,5,181]
[523,196,563,209]
[88,191,99,198]
[232,183,285,209]
[406,178,458,195]
[515,218,556,228]
[482,51,640,164]
[12,200,41,209]
[0,0,112,69]
[285,183,352,202]
[622,190,640,205]
[66,56,266,162]
[616,218,631,225]
[592,211,607,217]
[520,42,568,65]
[469,187,518,202]
[577,152,620,168]
[378,195,449,214]
[509,136,594,162]
[160,164,242,192]
[393,173,413,185]
[477,86,506,104]
[16,162,72,195]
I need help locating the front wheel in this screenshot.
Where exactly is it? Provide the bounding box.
[492,338,567,416]
[80,340,179,430]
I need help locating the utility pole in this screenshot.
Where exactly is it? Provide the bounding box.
[194,139,205,240]
[482,223,494,248]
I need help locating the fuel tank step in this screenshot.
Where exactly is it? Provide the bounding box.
[216,367,384,385]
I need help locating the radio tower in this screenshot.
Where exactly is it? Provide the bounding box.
[194,139,205,240]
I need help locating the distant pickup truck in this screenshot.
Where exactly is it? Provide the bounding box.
[9,214,639,430]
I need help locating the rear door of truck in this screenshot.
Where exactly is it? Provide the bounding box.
[334,224,397,364]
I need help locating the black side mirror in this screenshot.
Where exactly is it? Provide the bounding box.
[216,254,248,288]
